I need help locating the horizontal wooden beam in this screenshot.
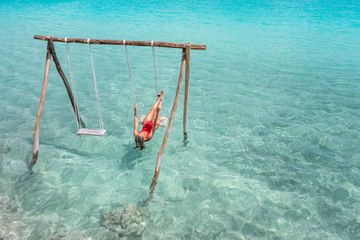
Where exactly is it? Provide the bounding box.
[34,35,207,50]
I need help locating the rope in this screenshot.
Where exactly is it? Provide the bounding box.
[88,39,105,130]
[123,40,137,104]
[65,37,81,130]
[151,41,160,95]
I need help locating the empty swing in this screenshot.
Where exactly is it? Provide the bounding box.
[123,40,167,127]
[66,38,106,136]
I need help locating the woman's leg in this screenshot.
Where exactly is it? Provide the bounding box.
[143,92,163,123]
[151,94,163,126]
[150,93,163,133]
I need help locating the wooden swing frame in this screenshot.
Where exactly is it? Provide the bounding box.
[30,35,207,193]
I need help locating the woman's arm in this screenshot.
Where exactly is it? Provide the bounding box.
[133,104,139,136]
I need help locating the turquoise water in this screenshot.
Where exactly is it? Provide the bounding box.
[1,0,360,239]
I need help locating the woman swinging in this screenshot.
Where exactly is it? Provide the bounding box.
[133,91,164,149]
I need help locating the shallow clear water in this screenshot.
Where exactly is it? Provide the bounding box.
[1,0,360,239]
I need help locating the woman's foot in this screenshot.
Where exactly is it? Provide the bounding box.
[157,90,164,97]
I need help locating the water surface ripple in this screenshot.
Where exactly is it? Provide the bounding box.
[0,0,360,239]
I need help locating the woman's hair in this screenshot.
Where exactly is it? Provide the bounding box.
[135,135,145,150]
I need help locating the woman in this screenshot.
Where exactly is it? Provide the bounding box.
[133,91,164,149]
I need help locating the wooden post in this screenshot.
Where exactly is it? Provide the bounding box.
[183,44,191,142]
[150,49,187,193]
[48,40,84,128]
[29,41,51,171]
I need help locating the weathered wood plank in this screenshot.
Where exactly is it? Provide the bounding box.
[34,35,207,50]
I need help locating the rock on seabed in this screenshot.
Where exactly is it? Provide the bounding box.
[101,204,146,238]
[0,196,30,240]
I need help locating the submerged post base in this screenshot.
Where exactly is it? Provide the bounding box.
[28,153,38,172]
[149,170,160,193]
[183,131,188,143]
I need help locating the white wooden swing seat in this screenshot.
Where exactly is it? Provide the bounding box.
[139,115,168,127]
[76,128,106,136]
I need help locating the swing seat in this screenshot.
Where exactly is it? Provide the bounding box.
[159,116,167,127]
[77,128,106,136]
[139,115,167,127]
